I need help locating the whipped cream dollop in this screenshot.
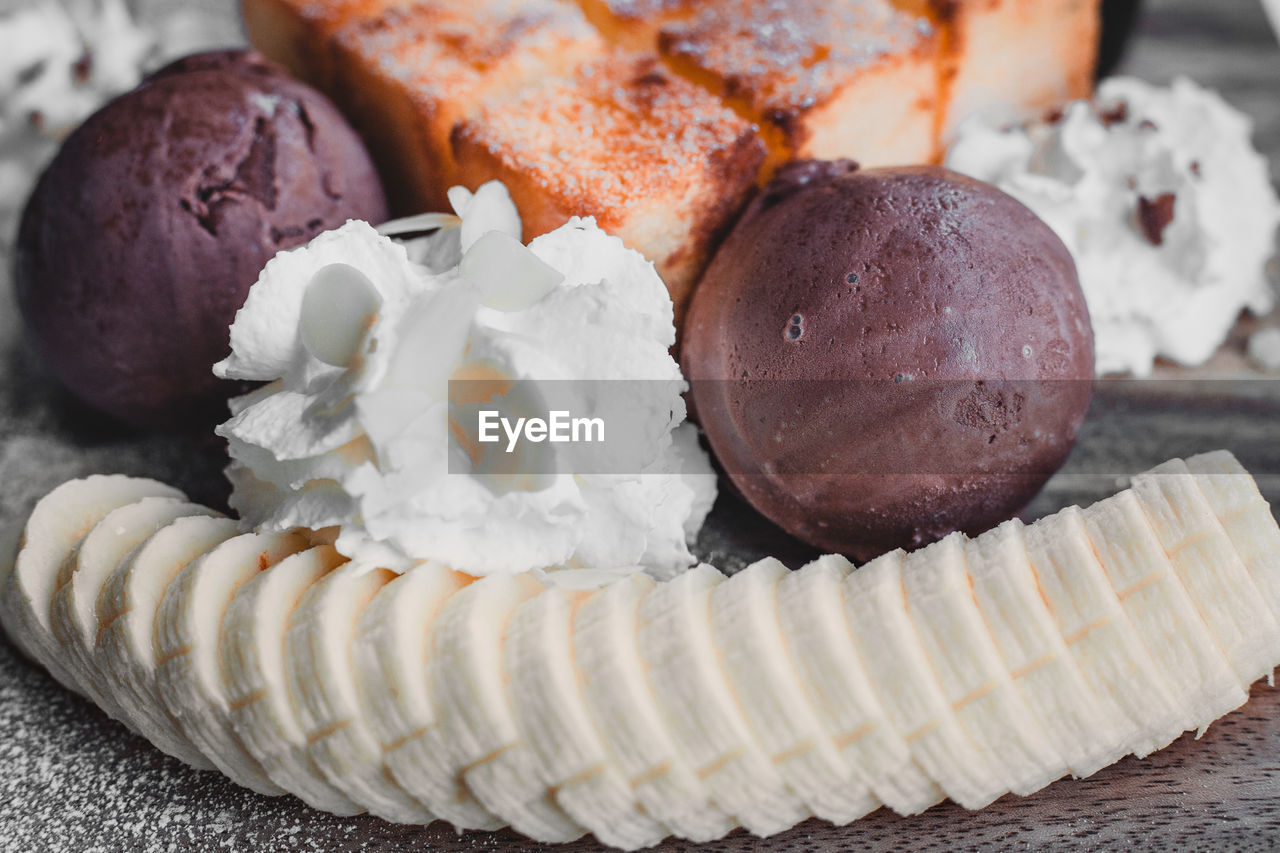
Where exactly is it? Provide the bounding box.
[215,182,716,580]
[947,76,1280,377]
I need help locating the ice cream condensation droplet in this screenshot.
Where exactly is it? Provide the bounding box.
[214,182,716,581]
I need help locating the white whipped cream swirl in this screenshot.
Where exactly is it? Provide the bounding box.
[215,182,716,580]
[947,76,1279,377]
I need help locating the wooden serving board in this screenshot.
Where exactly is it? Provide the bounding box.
[2,0,1279,849]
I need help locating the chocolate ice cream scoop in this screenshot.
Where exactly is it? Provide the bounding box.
[15,50,388,428]
[682,162,1094,561]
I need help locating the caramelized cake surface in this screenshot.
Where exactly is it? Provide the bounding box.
[243,0,1101,328]
[453,54,765,323]
[658,0,939,165]
[330,0,604,212]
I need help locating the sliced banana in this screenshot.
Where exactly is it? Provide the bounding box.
[637,563,810,835]
[777,554,938,816]
[286,562,435,822]
[10,455,1280,850]
[50,496,207,727]
[846,550,1007,809]
[712,558,878,824]
[505,585,670,849]
[1082,490,1247,732]
[154,530,308,795]
[1132,460,1280,684]
[96,514,236,769]
[221,545,363,815]
[1024,506,1189,757]
[1186,451,1280,640]
[2,475,182,692]
[902,534,1067,796]
[964,519,1131,777]
[574,572,738,841]
[431,573,586,842]
[351,564,501,829]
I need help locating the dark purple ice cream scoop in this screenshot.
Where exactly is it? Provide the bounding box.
[683,161,1095,561]
[16,50,388,428]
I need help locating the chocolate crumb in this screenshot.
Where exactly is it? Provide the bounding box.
[1043,106,1065,124]
[1098,100,1129,127]
[1138,118,1158,131]
[1190,160,1202,177]
[1136,192,1176,246]
[71,53,93,85]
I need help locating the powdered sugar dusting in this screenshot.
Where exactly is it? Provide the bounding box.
[658,0,933,117]
[0,641,535,850]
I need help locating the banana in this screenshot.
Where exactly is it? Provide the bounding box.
[1132,460,1280,685]
[710,558,878,824]
[1082,490,1247,732]
[49,496,208,728]
[777,554,938,816]
[845,549,1007,809]
[154,530,309,795]
[9,454,1280,851]
[220,545,363,815]
[964,519,1132,777]
[430,573,586,842]
[636,563,810,835]
[573,572,738,841]
[1024,506,1189,757]
[505,584,670,849]
[901,534,1067,796]
[1,475,181,692]
[1185,451,1280,638]
[285,562,435,822]
[96,514,236,769]
[350,564,502,829]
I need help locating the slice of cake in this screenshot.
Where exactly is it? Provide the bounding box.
[657,0,941,168]
[451,54,766,325]
[327,0,604,214]
[915,0,1102,141]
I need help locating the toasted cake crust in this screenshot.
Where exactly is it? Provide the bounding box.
[243,0,1100,330]
[451,54,766,324]
[658,0,939,166]
[328,0,604,213]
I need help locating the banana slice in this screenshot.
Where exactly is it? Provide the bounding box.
[638,564,810,835]
[221,545,363,815]
[155,530,308,795]
[963,519,1130,777]
[1186,451,1280,641]
[1024,507,1189,756]
[711,558,878,824]
[1,475,181,692]
[574,572,738,841]
[902,534,1067,796]
[285,563,435,822]
[1082,491,1247,732]
[846,550,1007,809]
[777,555,938,816]
[350,565,501,829]
[49,496,207,727]
[431,573,586,842]
[96,514,236,769]
[1132,460,1280,684]
[505,585,670,849]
